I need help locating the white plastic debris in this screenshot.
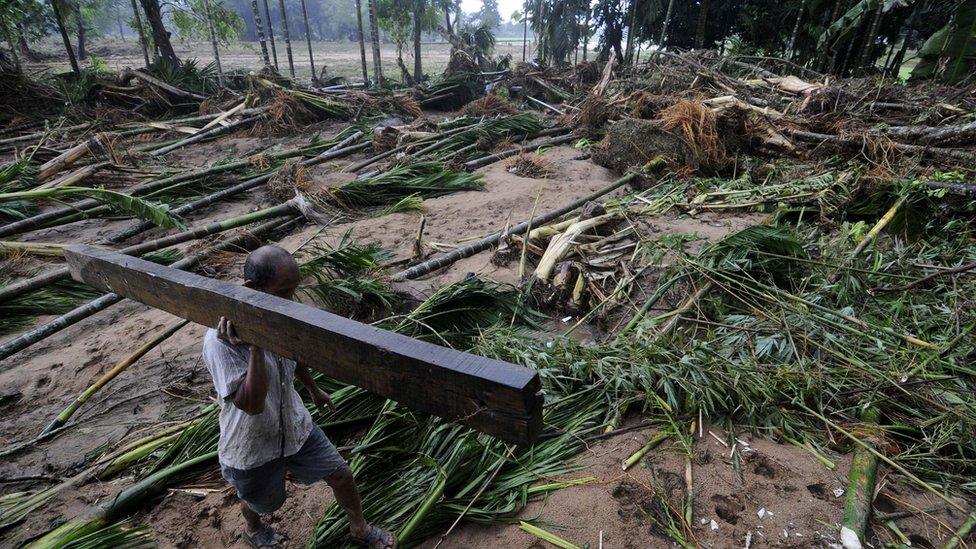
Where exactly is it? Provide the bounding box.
[744,531,752,549]
[701,518,709,525]
[840,526,863,549]
[710,520,719,531]
[833,487,845,498]
[757,508,767,519]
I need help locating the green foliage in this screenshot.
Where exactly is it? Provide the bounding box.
[170,0,243,43]
[912,0,976,83]
[298,232,396,318]
[0,187,185,230]
[329,162,484,209]
[0,279,102,336]
[150,57,219,95]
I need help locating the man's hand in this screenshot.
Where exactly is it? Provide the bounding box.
[217,316,244,346]
[310,387,336,414]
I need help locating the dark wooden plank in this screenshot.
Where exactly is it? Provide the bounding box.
[64,245,543,445]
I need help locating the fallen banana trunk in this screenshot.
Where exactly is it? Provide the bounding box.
[390,173,638,282]
[36,133,114,181]
[534,213,618,282]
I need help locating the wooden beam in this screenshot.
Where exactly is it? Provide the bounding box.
[64,245,543,445]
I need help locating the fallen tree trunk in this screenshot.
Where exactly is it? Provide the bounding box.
[391,172,638,281]
[786,129,976,164]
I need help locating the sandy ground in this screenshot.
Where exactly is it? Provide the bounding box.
[1,119,971,548]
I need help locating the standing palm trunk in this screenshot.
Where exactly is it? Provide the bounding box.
[355,0,369,84]
[129,0,151,67]
[262,0,279,69]
[201,0,225,87]
[277,0,295,77]
[73,2,87,60]
[299,0,316,82]
[367,0,383,87]
[857,1,885,74]
[139,0,179,65]
[694,0,710,49]
[521,0,528,61]
[582,8,590,61]
[249,0,271,66]
[787,0,807,60]
[1,17,22,71]
[51,0,81,74]
[624,0,637,63]
[413,0,423,83]
[659,0,676,50]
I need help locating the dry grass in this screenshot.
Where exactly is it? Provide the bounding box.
[505,153,556,178]
[659,100,724,169]
[266,159,312,202]
[249,89,315,135]
[460,94,518,117]
[393,95,423,119]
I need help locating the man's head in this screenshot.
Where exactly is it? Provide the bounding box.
[243,245,300,300]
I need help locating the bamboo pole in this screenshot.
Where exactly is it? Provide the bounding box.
[391,173,638,281]
[0,126,355,239]
[622,430,670,470]
[0,216,301,362]
[149,115,261,156]
[534,213,617,281]
[944,512,976,549]
[41,320,189,435]
[200,0,225,88]
[278,0,295,78]
[0,203,296,304]
[463,132,575,171]
[841,406,880,549]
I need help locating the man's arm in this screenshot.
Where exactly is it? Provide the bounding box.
[296,364,335,412]
[232,345,271,415]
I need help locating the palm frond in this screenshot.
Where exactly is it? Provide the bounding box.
[328,162,484,209]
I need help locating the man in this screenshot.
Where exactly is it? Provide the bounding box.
[203,245,396,548]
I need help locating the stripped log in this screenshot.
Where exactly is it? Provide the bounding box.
[841,406,880,549]
[64,246,543,444]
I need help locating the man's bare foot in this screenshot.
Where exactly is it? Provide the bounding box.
[350,524,397,548]
[244,523,281,548]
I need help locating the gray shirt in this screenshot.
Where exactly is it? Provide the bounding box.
[202,329,313,470]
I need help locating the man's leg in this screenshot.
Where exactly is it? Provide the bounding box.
[324,466,368,537]
[241,499,263,533]
[222,460,286,546]
[289,427,395,547]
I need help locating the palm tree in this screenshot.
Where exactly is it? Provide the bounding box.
[355,0,369,83]
[855,0,884,74]
[262,0,279,69]
[277,0,295,77]
[787,0,808,60]
[249,0,271,66]
[413,0,425,82]
[201,0,225,86]
[128,0,151,68]
[695,0,710,49]
[659,0,676,49]
[51,0,80,73]
[367,0,383,87]
[139,0,178,64]
[299,0,316,81]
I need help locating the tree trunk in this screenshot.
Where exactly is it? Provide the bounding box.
[201,0,225,86]
[249,0,271,66]
[624,0,637,63]
[445,5,453,34]
[887,2,922,78]
[129,0,151,67]
[521,0,528,61]
[262,0,279,69]
[817,0,848,71]
[139,0,178,65]
[1,17,21,71]
[277,0,295,77]
[413,1,423,82]
[73,2,87,60]
[857,1,884,75]
[355,0,369,84]
[367,0,383,87]
[51,0,81,74]
[787,0,807,60]
[660,0,676,49]
[694,0,710,49]
[582,8,590,61]
[117,13,126,41]
[300,0,316,82]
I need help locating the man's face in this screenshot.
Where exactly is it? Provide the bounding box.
[249,260,301,301]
